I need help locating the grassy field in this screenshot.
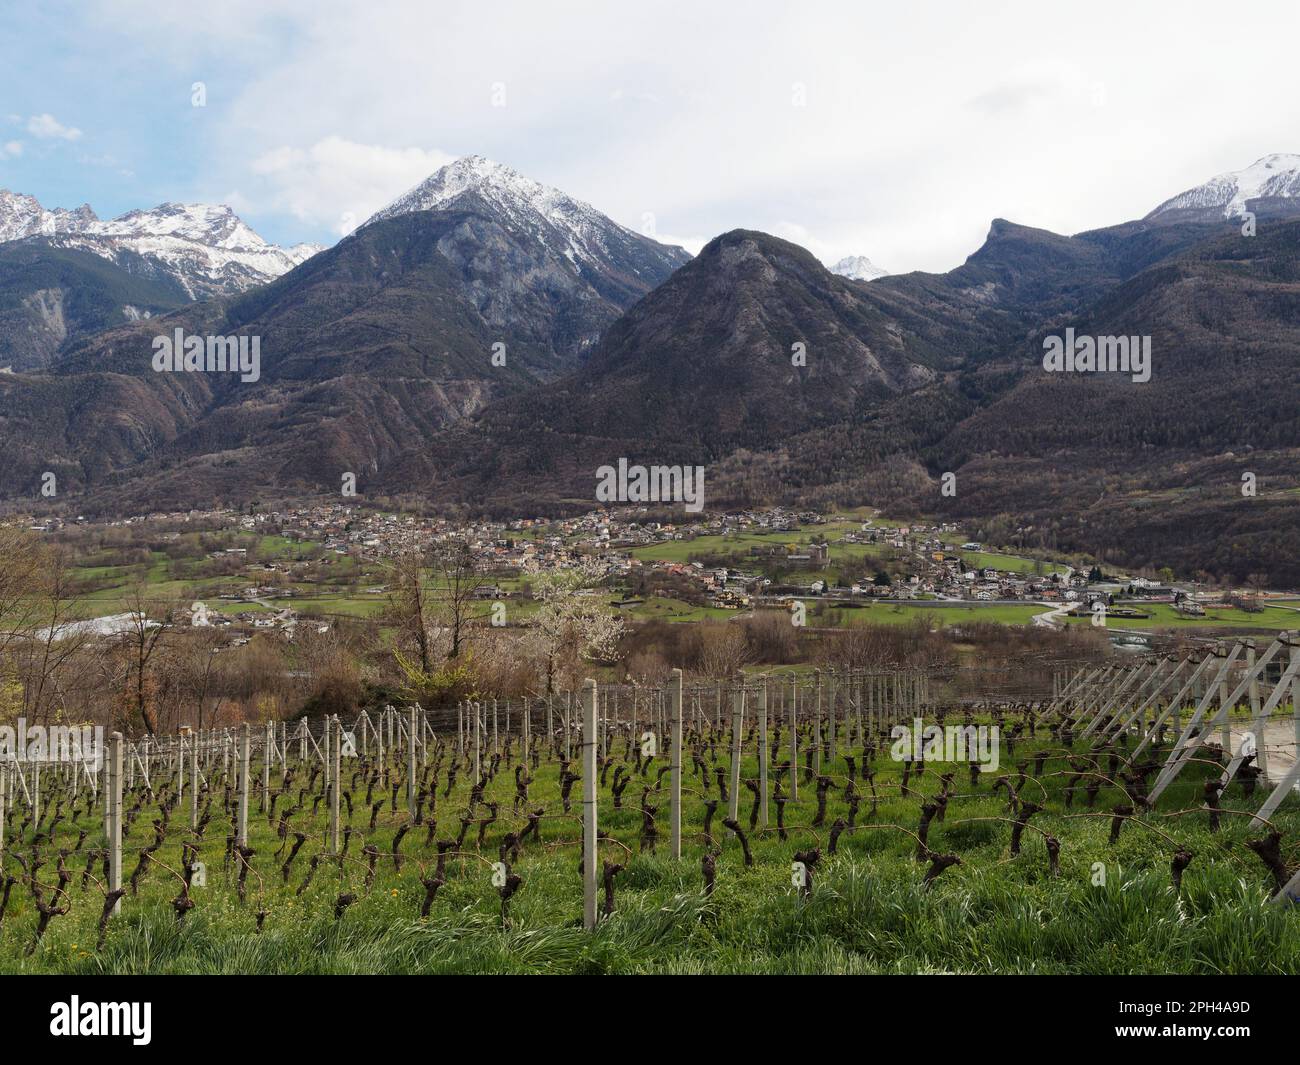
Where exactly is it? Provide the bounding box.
[2,713,1297,975]
[1065,603,1300,632]
[802,602,1047,628]
[958,550,1064,575]
[625,597,737,622]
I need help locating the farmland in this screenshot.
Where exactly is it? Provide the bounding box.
[2,680,1298,975]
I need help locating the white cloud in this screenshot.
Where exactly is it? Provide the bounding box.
[653,232,706,256]
[70,0,1300,269]
[26,113,82,141]
[0,141,22,159]
[251,136,454,235]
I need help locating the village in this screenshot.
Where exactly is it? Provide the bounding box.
[20,500,1284,638]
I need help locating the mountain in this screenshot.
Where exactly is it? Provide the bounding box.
[0,162,692,509]
[400,161,1300,581]
[0,242,187,371]
[7,153,1300,583]
[1146,153,1300,224]
[0,189,323,298]
[364,156,691,361]
[0,190,97,241]
[367,155,688,286]
[924,216,1300,583]
[400,230,1009,509]
[832,255,889,282]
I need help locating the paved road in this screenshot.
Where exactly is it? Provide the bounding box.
[1032,602,1072,629]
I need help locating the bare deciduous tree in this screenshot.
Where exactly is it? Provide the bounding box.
[112,587,180,735]
[430,538,488,660]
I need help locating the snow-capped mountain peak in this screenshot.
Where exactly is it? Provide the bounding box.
[0,188,98,242]
[1147,153,1300,221]
[367,155,590,228]
[363,154,688,279]
[831,254,889,282]
[96,202,263,248]
[0,190,323,297]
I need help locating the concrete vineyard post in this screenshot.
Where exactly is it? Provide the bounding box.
[658,691,665,751]
[108,732,123,913]
[330,716,341,854]
[854,673,863,746]
[1293,642,1300,753]
[523,696,530,756]
[263,722,273,812]
[789,676,798,801]
[600,686,611,764]
[582,679,598,931]
[1248,641,1266,777]
[814,671,823,776]
[1220,651,1235,753]
[729,684,743,822]
[827,671,836,762]
[191,732,199,830]
[670,670,681,863]
[238,724,251,846]
[474,700,482,780]
[565,691,573,762]
[758,674,769,828]
[408,703,418,820]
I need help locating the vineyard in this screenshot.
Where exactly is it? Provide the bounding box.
[2,643,1300,975]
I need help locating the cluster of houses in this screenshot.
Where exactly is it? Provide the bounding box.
[14,502,1277,633]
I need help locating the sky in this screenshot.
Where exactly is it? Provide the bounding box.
[2,0,1299,274]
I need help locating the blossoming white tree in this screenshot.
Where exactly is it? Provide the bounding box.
[523,560,623,693]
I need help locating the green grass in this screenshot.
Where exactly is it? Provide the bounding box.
[800,602,1047,628]
[958,550,1065,575]
[3,715,1296,974]
[626,597,737,622]
[1065,603,1300,631]
[280,596,389,619]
